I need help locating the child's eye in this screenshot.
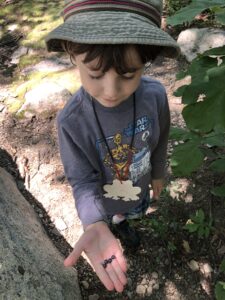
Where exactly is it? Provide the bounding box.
[89,74,103,80]
[122,75,135,80]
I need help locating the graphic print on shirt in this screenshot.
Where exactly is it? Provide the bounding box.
[96,115,154,188]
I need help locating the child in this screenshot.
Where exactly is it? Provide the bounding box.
[46,0,179,293]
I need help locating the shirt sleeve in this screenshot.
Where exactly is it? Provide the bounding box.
[57,120,107,227]
[151,90,170,179]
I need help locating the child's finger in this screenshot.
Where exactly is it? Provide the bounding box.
[111,258,127,286]
[93,262,115,291]
[64,238,84,267]
[105,263,125,293]
[115,251,127,273]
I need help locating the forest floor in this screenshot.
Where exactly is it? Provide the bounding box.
[0,1,225,299]
[1,54,225,300]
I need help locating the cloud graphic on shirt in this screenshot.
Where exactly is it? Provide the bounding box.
[103,179,141,201]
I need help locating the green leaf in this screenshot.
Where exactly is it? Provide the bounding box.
[192,209,205,223]
[215,281,225,300]
[169,127,191,141]
[183,64,225,132]
[204,227,210,238]
[203,133,225,147]
[184,223,199,232]
[176,70,188,80]
[215,7,225,25]
[170,141,205,176]
[210,159,225,173]
[211,184,225,198]
[185,56,217,84]
[182,82,208,105]
[219,259,225,272]
[203,45,225,57]
[173,85,188,97]
[198,226,205,238]
[167,0,225,26]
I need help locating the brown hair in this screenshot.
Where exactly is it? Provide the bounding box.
[62,41,161,74]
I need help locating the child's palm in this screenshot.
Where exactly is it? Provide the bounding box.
[64,221,127,292]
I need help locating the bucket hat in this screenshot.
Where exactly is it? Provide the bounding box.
[45,0,180,57]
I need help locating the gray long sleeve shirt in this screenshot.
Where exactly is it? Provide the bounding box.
[57,76,170,227]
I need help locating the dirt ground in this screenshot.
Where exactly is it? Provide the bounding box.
[1,48,225,299]
[1,1,225,299]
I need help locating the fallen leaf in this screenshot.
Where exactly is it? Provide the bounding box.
[183,240,191,253]
[188,260,199,271]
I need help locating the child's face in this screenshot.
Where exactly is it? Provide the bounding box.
[73,46,144,107]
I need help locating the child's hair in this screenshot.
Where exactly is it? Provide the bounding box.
[62,41,162,74]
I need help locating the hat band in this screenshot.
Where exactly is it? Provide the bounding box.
[63,0,161,27]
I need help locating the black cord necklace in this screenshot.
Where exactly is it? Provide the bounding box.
[91,94,136,182]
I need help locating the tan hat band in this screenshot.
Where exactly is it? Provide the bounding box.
[63,0,161,27]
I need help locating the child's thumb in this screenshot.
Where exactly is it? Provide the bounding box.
[64,240,83,267]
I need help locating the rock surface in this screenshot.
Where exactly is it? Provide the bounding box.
[17,81,71,116]
[0,167,81,300]
[177,28,225,61]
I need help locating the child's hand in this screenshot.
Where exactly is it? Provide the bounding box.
[151,178,164,200]
[64,221,127,292]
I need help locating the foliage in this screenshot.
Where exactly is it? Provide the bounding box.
[215,260,225,299]
[167,0,225,26]
[219,259,225,272]
[164,0,191,16]
[170,46,225,198]
[184,209,213,238]
[215,282,225,300]
[140,215,179,253]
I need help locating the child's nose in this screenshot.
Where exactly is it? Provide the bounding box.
[103,73,121,99]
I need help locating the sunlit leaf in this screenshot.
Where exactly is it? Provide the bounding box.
[171,141,204,176]
[183,64,225,132]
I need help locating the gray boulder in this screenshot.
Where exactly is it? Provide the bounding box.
[0,167,81,300]
[17,81,71,117]
[177,28,225,61]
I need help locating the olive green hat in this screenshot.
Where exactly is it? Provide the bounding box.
[45,0,180,57]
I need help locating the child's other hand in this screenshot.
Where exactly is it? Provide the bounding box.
[64,221,127,293]
[151,178,164,200]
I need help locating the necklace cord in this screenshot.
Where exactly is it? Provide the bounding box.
[91,94,136,181]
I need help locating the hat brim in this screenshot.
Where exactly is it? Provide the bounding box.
[45,11,180,57]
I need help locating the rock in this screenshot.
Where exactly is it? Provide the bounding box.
[55,217,68,231]
[188,259,199,272]
[22,56,73,75]
[88,294,99,300]
[127,291,133,299]
[17,81,71,116]
[153,282,160,290]
[177,28,225,62]
[0,167,81,299]
[151,271,159,279]
[147,285,153,295]
[81,280,89,289]
[11,46,28,64]
[200,263,213,275]
[136,284,146,295]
